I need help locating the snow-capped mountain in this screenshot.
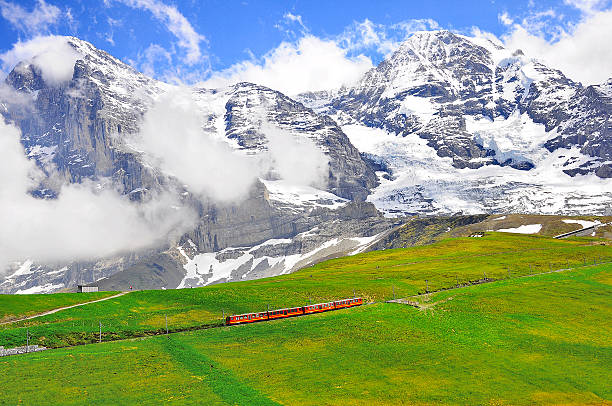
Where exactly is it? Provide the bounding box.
[299,30,612,216]
[1,31,611,293]
[0,37,389,293]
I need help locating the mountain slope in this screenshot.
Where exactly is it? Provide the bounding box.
[0,37,387,293]
[299,30,612,216]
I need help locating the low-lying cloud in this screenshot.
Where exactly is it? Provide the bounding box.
[260,124,329,188]
[128,89,260,202]
[0,118,196,271]
[129,90,330,201]
[0,35,81,86]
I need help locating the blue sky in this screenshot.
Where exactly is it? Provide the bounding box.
[0,0,611,89]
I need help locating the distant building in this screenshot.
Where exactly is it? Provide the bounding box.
[77,285,98,293]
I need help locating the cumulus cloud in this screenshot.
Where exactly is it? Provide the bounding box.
[501,8,612,84]
[0,118,196,270]
[0,0,61,35]
[203,35,373,95]
[202,17,445,95]
[112,0,206,65]
[127,89,259,202]
[0,35,81,86]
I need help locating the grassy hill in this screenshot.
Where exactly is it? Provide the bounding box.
[1,263,610,404]
[1,233,611,350]
[0,291,116,324]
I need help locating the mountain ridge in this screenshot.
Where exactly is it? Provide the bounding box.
[1,31,611,293]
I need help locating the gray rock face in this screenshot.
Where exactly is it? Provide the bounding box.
[223,82,378,201]
[0,37,385,293]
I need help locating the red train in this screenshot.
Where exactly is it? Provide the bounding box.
[226,297,363,325]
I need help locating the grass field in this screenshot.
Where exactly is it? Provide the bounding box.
[0,291,117,323]
[1,264,610,405]
[1,233,611,349]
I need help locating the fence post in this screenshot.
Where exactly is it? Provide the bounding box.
[425,280,429,293]
[26,329,29,353]
[165,314,169,334]
[392,285,395,300]
[99,321,102,343]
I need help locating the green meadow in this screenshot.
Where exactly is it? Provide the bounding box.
[0,291,116,323]
[1,233,611,349]
[1,263,610,405]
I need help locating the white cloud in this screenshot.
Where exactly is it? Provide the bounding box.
[339,18,440,57]
[260,124,329,188]
[128,88,259,202]
[564,0,611,13]
[202,18,445,95]
[502,8,612,84]
[499,12,514,26]
[0,35,81,86]
[203,35,373,95]
[0,118,196,270]
[283,12,307,32]
[113,0,206,65]
[0,0,61,35]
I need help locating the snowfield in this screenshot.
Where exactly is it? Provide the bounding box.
[497,224,543,234]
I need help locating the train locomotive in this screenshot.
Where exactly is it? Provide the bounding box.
[226,297,363,325]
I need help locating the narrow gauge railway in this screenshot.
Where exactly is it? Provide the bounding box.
[226,297,363,325]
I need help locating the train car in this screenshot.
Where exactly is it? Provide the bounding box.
[303,301,336,314]
[226,311,269,325]
[333,297,363,309]
[268,306,304,320]
[226,297,363,325]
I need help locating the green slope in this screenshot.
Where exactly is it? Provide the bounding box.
[0,291,117,323]
[1,265,610,405]
[1,233,612,349]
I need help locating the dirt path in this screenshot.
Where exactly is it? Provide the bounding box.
[0,292,130,326]
[387,260,612,309]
